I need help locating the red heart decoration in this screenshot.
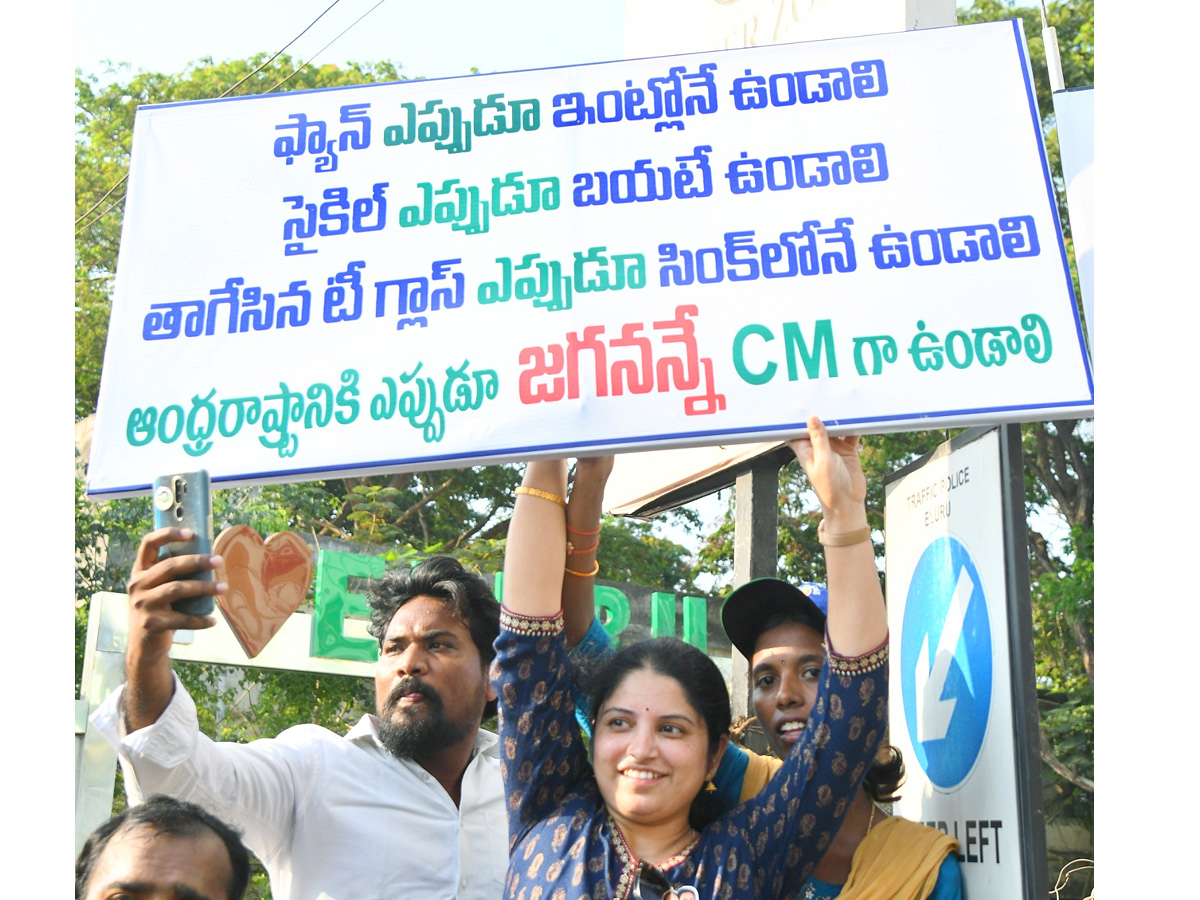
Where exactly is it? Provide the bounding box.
[214,525,314,658]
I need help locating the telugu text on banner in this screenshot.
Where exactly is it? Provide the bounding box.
[87,20,1094,497]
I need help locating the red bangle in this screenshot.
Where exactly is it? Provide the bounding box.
[567,539,600,554]
[566,523,601,536]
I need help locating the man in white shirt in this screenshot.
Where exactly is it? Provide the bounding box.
[93,527,511,900]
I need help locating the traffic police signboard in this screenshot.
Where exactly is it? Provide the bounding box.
[884,426,1047,899]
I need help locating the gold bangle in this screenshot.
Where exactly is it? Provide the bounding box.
[515,486,566,507]
[818,521,872,547]
[564,560,600,577]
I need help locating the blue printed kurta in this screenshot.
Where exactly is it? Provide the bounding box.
[491,608,888,900]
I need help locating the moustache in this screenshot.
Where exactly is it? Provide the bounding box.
[386,676,442,712]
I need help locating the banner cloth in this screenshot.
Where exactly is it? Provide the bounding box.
[88,19,1094,497]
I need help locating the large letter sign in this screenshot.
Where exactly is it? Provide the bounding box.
[88,21,1093,498]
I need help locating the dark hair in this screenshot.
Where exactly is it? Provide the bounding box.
[863,743,906,804]
[589,637,731,831]
[75,794,250,900]
[366,555,501,719]
[757,609,824,643]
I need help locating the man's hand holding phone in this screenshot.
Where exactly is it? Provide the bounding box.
[127,527,227,646]
[122,528,228,731]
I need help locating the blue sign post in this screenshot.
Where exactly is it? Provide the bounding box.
[900,535,993,790]
[884,424,1048,899]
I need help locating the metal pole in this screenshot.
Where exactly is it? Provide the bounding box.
[1041,2,1066,93]
[730,458,781,727]
[999,423,1050,898]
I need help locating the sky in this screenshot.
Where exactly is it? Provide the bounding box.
[75,0,627,84]
[73,0,996,85]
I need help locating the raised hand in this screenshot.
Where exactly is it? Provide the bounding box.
[504,459,569,619]
[573,455,615,488]
[123,527,226,731]
[788,415,867,530]
[789,416,884,655]
[127,528,224,641]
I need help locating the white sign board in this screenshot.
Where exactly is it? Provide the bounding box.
[884,427,1044,898]
[88,20,1093,498]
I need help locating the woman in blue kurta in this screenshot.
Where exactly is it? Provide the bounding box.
[493,416,890,900]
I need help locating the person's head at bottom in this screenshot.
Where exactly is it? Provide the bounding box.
[75,794,250,900]
[587,637,730,898]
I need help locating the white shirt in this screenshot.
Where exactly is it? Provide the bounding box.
[92,675,510,900]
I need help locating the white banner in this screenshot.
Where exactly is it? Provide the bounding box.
[88,20,1093,497]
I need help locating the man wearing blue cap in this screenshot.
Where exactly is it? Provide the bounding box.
[721,577,963,900]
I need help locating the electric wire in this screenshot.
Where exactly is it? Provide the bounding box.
[75,0,375,235]
[264,0,390,95]
[220,0,345,98]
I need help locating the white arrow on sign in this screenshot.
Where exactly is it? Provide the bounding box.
[914,567,974,742]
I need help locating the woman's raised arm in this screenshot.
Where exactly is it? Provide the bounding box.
[789,415,887,657]
[503,459,569,617]
[561,456,613,646]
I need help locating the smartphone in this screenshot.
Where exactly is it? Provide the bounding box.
[152,469,215,616]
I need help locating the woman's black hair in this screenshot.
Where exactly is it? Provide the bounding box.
[863,743,906,804]
[589,637,731,831]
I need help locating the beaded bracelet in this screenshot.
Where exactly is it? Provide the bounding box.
[515,486,566,507]
[565,559,600,577]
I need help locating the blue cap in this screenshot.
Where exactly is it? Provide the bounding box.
[720,578,827,659]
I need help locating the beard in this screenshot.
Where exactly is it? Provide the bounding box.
[376,677,476,761]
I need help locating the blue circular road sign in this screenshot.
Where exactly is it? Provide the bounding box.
[899,535,993,790]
